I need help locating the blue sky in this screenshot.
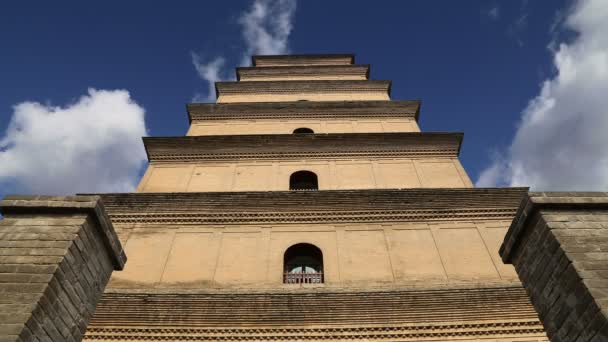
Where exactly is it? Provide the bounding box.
[2,0,607,196]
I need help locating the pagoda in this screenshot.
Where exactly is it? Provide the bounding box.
[83,54,549,341]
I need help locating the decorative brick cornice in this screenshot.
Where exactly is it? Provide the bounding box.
[143,132,461,162]
[84,322,546,341]
[236,64,370,81]
[87,188,528,224]
[187,100,420,122]
[215,80,391,98]
[104,208,518,225]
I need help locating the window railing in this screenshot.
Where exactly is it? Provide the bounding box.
[284,272,324,284]
[289,187,318,191]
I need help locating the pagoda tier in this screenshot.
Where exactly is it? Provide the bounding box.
[89,187,527,225]
[187,100,419,122]
[215,80,391,102]
[137,132,471,192]
[186,100,421,135]
[142,132,462,162]
[91,187,527,288]
[252,53,354,66]
[237,64,370,81]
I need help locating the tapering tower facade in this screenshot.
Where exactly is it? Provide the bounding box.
[85,55,548,341]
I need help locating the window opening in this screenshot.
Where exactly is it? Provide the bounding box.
[283,243,324,284]
[289,171,318,191]
[293,127,314,134]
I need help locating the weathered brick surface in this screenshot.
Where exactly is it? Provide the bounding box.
[0,195,126,342]
[501,192,608,342]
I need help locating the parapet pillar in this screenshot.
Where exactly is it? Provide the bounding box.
[500,192,608,341]
[0,195,126,342]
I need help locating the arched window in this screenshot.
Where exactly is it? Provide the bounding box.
[283,243,324,284]
[293,127,314,134]
[289,171,318,191]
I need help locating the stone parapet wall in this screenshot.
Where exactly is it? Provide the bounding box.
[500,192,608,341]
[0,195,126,342]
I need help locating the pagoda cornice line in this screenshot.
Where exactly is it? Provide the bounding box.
[186,100,420,122]
[86,188,529,224]
[236,64,370,81]
[142,132,463,162]
[215,80,391,98]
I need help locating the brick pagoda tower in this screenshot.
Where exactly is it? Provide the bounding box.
[84,54,549,341]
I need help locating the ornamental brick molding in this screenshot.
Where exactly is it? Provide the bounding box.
[0,195,126,342]
[500,192,608,341]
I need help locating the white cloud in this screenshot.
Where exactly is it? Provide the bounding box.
[0,88,148,195]
[487,5,500,20]
[508,12,529,46]
[191,55,227,102]
[191,0,297,102]
[477,0,608,191]
[238,0,297,65]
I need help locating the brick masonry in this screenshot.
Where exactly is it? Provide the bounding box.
[501,192,608,342]
[0,195,126,342]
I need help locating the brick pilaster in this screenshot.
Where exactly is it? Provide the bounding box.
[0,195,126,342]
[501,192,608,341]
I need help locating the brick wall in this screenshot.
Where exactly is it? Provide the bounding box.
[501,192,608,341]
[0,195,125,342]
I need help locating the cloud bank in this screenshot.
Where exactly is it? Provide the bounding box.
[477,0,608,191]
[0,89,148,195]
[192,0,297,102]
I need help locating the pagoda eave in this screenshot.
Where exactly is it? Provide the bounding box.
[214,80,392,99]
[142,132,463,163]
[252,53,355,67]
[186,100,421,123]
[236,64,370,81]
[85,187,529,225]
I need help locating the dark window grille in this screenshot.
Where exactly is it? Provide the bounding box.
[284,272,324,284]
